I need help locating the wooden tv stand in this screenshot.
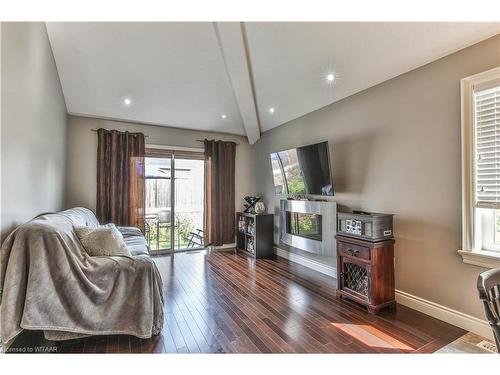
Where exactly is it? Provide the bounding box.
[335,234,395,313]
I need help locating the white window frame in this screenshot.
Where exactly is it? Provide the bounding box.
[459,66,500,268]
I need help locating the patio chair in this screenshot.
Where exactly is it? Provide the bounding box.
[156,210,171,250]
[185,228,204,248]
[477,268,500,352]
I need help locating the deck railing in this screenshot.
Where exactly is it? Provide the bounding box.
[145,209,203,251]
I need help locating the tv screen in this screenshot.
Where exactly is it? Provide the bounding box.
[270,141,333,196]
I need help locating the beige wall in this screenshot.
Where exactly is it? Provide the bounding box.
[65,115,253,214]
[1,22,68,239]
[251,35,500,320]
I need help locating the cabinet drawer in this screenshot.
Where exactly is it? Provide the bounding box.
[338,242,370,261]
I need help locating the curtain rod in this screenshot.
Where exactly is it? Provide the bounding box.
[89,130,238,144]
[90,129,150,138]
[196,139,240,146]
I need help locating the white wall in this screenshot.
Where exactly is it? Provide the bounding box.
[65,115,253,214]
[251,34,500,321]
[1,22,68,240]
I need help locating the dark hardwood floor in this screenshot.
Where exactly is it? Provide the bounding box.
[8,250,466,353]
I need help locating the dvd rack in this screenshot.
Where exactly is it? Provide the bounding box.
[236,212,273,259]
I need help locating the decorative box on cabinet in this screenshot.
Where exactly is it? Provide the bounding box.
[236,212,274,259]
[335,234,395,313]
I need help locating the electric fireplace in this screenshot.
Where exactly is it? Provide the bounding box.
[279,199,336,257]
[286,212,322,241]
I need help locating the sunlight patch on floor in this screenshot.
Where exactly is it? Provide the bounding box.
[331,322,414,351]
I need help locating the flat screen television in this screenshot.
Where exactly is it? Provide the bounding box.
[270,141,333,196]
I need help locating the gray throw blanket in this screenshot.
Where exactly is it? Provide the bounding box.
[0,208,163,344]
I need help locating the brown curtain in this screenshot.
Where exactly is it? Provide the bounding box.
[96,128,145,232]
[204,139,236,246]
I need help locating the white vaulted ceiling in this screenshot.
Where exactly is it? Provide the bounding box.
[46,22,499,143]
[245,22,500,131]
[46,23,246,136]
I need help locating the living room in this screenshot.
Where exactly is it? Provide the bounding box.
[1,0,500,372]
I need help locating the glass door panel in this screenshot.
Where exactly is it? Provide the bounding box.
[173,157,205,251]
[145,157,172,252]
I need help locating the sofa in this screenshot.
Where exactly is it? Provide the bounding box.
[0,207,163,344]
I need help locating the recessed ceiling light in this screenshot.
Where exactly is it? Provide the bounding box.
[327,73,335,82]
[221,114,227,119]
[123,97,132,106]
[269,107,275,114]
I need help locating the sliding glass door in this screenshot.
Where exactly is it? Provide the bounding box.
[145,149,205,254]
[173,156,205,250]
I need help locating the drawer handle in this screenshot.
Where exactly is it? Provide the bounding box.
[347,249,360,256]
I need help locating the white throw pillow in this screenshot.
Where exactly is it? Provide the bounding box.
[75,224,131,257]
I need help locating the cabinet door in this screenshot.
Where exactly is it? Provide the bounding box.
[340,256,371,303]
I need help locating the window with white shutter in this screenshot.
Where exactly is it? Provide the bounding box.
[459,68,500,267]
[475,84,500,209]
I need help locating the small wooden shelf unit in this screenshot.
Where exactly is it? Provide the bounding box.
[335,234,396,314]
[236,212,274,259]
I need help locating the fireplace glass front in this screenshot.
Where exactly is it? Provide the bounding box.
[286,212,322,241]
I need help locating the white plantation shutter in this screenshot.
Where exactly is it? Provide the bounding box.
[475,83,500,208]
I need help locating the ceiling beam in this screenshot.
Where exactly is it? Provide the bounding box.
[213,22,261,144]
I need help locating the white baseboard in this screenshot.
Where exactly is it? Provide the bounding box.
[274,246,493,341]
[395,289,494,341]
[213,243,236,251]
[274,246,337,278]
